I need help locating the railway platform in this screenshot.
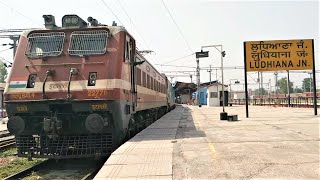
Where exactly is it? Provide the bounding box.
[94,104,319,179]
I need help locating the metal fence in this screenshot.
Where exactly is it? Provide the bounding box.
[231,97,320,108]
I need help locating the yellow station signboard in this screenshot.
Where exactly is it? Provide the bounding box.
[244,39,314,72]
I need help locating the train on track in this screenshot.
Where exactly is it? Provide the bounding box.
[4,14,175,159]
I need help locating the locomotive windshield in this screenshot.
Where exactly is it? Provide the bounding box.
[68,30,108,56]
[25,32,65,58]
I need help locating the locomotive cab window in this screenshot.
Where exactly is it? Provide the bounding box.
[125,36,134,62]
[68,30,108,56]
[25,32,65,59]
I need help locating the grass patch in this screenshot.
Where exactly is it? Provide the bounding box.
[0,157,46,179]
[0,148,17,157]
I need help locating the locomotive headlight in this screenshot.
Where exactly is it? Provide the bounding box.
[88,72,97,86]
[27,74,37,88]
[7,116,25,135]
[62,14,87,28]
[85,113,108,133]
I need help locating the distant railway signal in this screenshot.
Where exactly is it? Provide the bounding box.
[196,50,209,58]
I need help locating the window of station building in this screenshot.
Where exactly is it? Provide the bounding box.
[158,82,160,92]
[154,79,157,91]
[26,32,65,59]
[142,72,146,87]
[210,92,218,98]
[68,30,108,56]
[147,75,150,89]
[136,68,141,86]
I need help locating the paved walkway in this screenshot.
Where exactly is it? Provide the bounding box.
[95,105,320,179]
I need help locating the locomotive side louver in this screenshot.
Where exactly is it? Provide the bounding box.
[27,74,37,88]
[88,72,97,86]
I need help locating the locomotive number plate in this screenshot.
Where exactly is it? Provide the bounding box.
[91,103,108,110]
[17,105,28,112]
[88,90,107,97]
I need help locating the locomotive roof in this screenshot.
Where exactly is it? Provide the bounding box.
[21,25,127,37]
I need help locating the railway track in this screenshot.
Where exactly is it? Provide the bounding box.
[4,157,108,180]
[0,130,15,150]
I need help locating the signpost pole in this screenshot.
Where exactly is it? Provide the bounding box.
[196,57,200,107]
[244,42,249,118]
[195,51,209,107]
[311,40,317,115]
[287,70,291,107]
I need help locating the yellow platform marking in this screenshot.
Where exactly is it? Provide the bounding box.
[192,108,217,160]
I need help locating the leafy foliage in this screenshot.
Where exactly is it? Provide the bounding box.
[0,62,8,83]
[302,78,312,92]
[276,77,293,94]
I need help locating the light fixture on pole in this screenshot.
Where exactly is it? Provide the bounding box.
[195,50,209,107]
[201,45,227,120]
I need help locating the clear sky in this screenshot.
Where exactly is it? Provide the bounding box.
[0,0,319,91]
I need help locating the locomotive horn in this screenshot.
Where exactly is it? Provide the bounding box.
[42,15,58,29]
[87,16,99,26]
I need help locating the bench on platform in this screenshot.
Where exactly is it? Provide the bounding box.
[228,114,238,121]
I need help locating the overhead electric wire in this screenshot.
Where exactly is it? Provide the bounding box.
[161,0,194,54]
[0,56,13,67]
[116,0,158,65]
[162,53,195,64]
[100,0,159,66]
[0,48,11,53]
[156,64,196,68]
[100,0,124,26]
[0,1,39,26]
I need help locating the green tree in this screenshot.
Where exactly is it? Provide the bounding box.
[302,78,312,92]
[294,86,303,93]
[254,88,268,95]
[0,62,8,83]
[276,77,293,94]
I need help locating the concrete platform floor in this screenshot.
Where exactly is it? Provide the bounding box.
[95,105,319,179]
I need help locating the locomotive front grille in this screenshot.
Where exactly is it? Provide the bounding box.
[15,134,113,159]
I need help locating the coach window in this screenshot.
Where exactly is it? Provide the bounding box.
[151,77,154,90]
[142,72,146,87]
[136,68,141,86]
[147,75,150,89]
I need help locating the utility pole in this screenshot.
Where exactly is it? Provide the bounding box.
[287,70,290,107]
[190,74,193,83]
[170,76,174,83]
[10,35,19,57]
[268,79,271,98]
[261,72,263,95]
[308,72,312,93]
[208,65,212,84]
[196,57,201,106]
[195,50,209,107]
[258,72,260,96]
[274,72,278,94]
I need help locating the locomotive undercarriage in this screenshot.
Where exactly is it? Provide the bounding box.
[126,105,172,139]
[6,100,116,159]
[6,100,175,159]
